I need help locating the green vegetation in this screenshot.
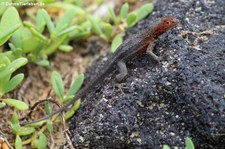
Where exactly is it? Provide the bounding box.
[9,71,82,148]
[163,137,195,149]
[0,1,154,148]
[50,71,83,120]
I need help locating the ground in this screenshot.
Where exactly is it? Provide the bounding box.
[1,0,225,149]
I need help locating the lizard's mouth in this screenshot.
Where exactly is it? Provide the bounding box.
[173,18,180,27]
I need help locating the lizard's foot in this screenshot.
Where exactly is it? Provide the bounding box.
[152,55,161,64]
[156,57,162,64]
[146,50,161,64]
[111,80,129,96]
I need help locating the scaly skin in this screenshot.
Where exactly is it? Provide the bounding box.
[21,16,179,125]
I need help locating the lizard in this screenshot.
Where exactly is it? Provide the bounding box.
[21,16,179,125]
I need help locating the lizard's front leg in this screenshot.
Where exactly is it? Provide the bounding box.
[146,40,160,63]
[115,60,128,82]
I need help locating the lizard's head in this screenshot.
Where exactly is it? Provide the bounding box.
[154,16,180,36]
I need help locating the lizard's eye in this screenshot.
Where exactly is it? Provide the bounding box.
[166,21,170,25]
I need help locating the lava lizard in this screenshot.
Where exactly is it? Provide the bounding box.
[21,16,179,125]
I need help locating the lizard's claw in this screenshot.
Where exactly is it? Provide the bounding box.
[111,80,128,96]
[157,57,162,64]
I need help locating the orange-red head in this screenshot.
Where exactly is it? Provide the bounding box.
[153,16,179,37]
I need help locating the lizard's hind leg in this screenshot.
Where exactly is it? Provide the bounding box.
[111,60,129,95]
[115,60,127,82]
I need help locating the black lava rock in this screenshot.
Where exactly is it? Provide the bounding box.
[68,0,225,148]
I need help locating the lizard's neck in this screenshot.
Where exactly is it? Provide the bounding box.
[153,22,167,37]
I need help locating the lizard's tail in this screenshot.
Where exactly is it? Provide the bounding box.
[20,96,80,125]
